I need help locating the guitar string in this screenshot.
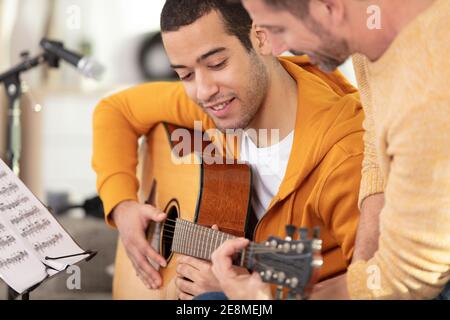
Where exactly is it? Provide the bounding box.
[154,228,279,249]
[169,247,293,258]
[153,228,301,252]
[151,217,242,228]
[154,221,300,244]
[147,220,306,286]
[151,222,237,240]
[153,225,305,254]
[152,219,307,243]
[149,224,307,285]
[142,211,297,249]
[148,219,306,254]
[153,218,308,244]
[158,234,293,254]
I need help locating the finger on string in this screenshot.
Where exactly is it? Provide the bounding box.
[159,234,287,254]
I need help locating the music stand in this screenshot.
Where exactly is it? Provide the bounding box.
[0,45,92,301]
[6,250,97,300]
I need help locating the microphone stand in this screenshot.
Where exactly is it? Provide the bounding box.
[0,49,63,301]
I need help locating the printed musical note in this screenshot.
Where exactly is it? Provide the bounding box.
[0,251,29,269]
[0,235,16,250]
[0,183,19,197]
[0,197,29,212]
[10,206,41,225]
[0,159,91,294]
[20,219,51,238]
[33,233,64,252]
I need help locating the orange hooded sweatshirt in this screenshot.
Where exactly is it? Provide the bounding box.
[92,56,364,281]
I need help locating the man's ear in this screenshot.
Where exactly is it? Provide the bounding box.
[251,24,273,56]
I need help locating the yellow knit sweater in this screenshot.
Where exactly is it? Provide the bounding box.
[348,0,450,299]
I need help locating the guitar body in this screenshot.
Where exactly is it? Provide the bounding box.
[113,123,252,300]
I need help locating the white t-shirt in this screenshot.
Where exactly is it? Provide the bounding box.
[239,130,294,220]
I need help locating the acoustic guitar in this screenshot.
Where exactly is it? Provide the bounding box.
[112,123,322,299]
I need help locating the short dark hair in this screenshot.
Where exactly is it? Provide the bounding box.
[263,0,311,18]
[161,0,254,52]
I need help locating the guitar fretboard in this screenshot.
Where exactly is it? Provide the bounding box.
[170,218,322,297]
[171,219,236,261]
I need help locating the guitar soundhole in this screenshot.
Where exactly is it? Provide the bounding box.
[160,202,179,261]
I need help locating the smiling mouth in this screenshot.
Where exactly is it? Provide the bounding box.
[203,97,236,119]
[205,98,234,110]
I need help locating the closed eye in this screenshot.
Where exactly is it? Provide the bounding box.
[209,59,228,70]
[263,26,285,35]
[180,72,193,81]
[271,29,285,35]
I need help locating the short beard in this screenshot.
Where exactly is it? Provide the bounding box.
[214,52,269,132]
[304,16,351,72]
[308,51,347,73]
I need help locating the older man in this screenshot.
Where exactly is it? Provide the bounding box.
[213,0,450,300]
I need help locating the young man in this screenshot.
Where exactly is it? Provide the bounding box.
[213,0,450,300]
[92,0,366,299]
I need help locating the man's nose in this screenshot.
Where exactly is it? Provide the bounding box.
[196,73,219,103]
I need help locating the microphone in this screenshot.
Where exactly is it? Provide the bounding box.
[40,38,105,80]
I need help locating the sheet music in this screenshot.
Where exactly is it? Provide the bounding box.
[0,216,48,293]
[0,159,90,293]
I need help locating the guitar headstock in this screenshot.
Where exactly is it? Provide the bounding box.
[244,226,323,300]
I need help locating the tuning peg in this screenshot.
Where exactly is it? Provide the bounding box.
[290,277,299,288]
[312,239,323,251]
[264,270,273,281]
[282,242,291,253]
[285,225,296,240]
[295,242,305,254]
[286,277,299,289]
[298,228,308,240]
[270,239,278,248]
[312,257,324,268]
[313,227,321,239]
[277,271,286,283]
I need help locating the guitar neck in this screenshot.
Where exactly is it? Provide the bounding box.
[171,218,249,266]
[171,219,322,297]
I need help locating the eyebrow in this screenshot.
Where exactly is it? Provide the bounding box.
[257,24,282,30]
[170,47,227,69]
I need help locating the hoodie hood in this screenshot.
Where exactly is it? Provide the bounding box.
[270,56,364,206]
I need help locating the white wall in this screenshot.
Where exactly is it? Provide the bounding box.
[41,89,108,205]
[40,0,166,206]
[46,0,166,88]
